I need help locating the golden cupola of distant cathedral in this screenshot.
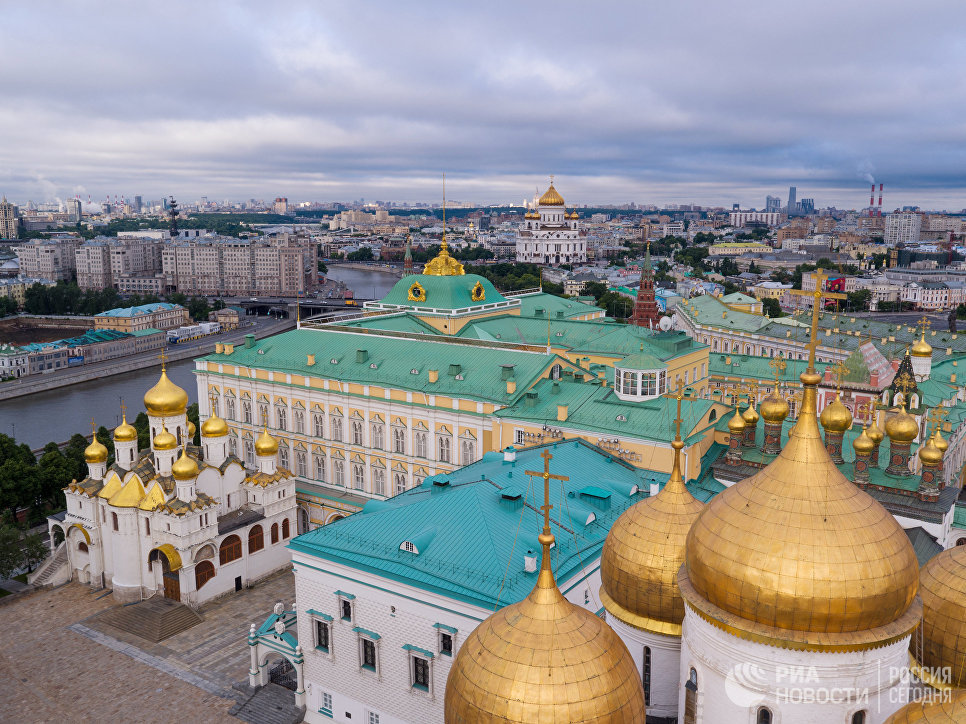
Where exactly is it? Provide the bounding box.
[538,181,565,206]
[143,366,188,417]
[911,331,933,358]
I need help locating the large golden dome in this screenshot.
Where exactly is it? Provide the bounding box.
[445,522,645,721]
[538,181,565,207]
[143,367,188,417]
[84,435,108,464]
[820,392,853,433]
[911,332,934,358]
[201,413,229,438]
[915,544,966,689]
[884,689,966,723]
[171,448,199,481]
[113,415,137,442]
[600,436,703,635]
[255,427,278,456]
[684,369,920,635]
[759,391,789,423]
[886,403,919,443]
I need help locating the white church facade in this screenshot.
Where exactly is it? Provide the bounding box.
[515,178,587,265]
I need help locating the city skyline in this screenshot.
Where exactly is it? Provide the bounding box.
[4,1,966,209]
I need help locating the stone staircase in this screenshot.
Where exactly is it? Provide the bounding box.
[93,596,204,643]
[230,683,305,724]
[28,542,69,587]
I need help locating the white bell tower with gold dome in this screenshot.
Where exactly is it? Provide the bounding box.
[677,294,922,724]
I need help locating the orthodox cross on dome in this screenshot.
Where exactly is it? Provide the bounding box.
[90,418,97,435]
[857,400,877,425]
[917,316,932,336]
[893,374,916,408]
[831,360,849,393]
[670,380,694,443]
[524,449,569,547]
[119,398,126,418]
[927,405,949,434]
[159,348,167,371]
[769,357,787,387]
[788,268,846,373]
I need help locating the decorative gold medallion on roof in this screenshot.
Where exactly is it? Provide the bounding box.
[422,240,464,276]
[407,281,427,302]
[444,450,645,723]
[144,354,189,417]
[683,291,920,642]
[600,385,703,635]
[914,544,966,689]
[538,178,565,207]
[470,281,485,302]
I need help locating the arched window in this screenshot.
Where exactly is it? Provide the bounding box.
[314,454,325,481]
[438,435,452,463]
[195,560,215,590]
[460,439,476,466]
[331,416,343,442]
[279,445,289,469]
[276,407,287,431]
[333,459,345,486]
[642,646,651,706]
[219,535,242,564]
[112,512,118,532]
[242,400,252,424]
[394,472,407,495]
[296,451,307,477]
[313,414,324,437]
[78,542,88,553]
[282,518,290,539]
[271,522,279,544]
[708,409,717,422]
[393,427,406,454]
[352,463,365,489]
[351,420,363,445]
[852,712,866,724]
[371,423,385,450]
[757,707,772,724]
[684,668,698,724]
[244,440,254,465]
[226,397,236,420]
[957,538,966,546]
[294,410,304,434]
[414,432,427,458]
[372,467,386,496]
[248,525,264,553]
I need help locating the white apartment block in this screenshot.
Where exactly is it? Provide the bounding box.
[885,212,923,245]
[728,211,784,227]
[14,237,81,281]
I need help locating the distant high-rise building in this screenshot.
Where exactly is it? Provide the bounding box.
[0,197,20,239]
[786,186,797,214]
[885,212,922,245]
[273,197,289,215]
[799,198,815,214]
[64,198,82,223]
[133,195,142,213]
[765,195,781,213]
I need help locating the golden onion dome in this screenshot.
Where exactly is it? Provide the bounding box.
[113,415,137,442]
[742,404,760,425]
[932,428,948,454]
[853,425,875,455]
[915,544,966,689]
[911,332,933,358]
[255,427,278,456]
[867,421,885,445]
[727,407,746,434]
[143,367,189,417]
[153,424,177,451]
[569,209,579,220]
[201,413,229,438]
[759,392,789,423]
[883,688,966,723]
[684,369,920,635]
[171,448,199,481]
[422,241,465,276]
[819,392,853,433]
[84,435,109,464]
[187,420,196,439]
[886,403,919,443]
[538,181,565,207]
[600,437,703,634]
[445,525,645,721]
[919,435,944,466]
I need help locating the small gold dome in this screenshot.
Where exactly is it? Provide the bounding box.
[187,420,196,439]
[143,367,189,417]
[153,424,177,451]
[932,428,948,454]
[819,393,852,433]
[201,414,229,438]
[84,436,109,464]
[919,436,944,466]
[915,544,966,689]
[853,425,875,455]
[685,370,920,635]
[886,404,919,443]
[570,209,579,219]
[255,427,278,456]
[867,422,885,445]
[538,181,565,207]
[884,689,966,723]
[759,392,789,423]
[445,538,645,721]
[911,332,933,358]
[171,448,199,481]
[742,404,759,425]
[727,407,746,434]
[113,415,137,442]
[600,438,703,634]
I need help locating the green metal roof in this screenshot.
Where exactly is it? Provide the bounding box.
[905,527,943,566]
[198,328,568,405]
[515,292,601,320]
[374,273,509,312]
[617,351,665,370]
[678,294,770,333]
[339,313,443,335]
[708,352,829,382]
[954,504,966,530]
[288,439,657,609]
[721,292,759,305]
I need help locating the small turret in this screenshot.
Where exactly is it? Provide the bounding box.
[84,421,108,480]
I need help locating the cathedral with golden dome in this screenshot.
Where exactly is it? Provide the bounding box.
[515,177,586,264]
[51,361,297,605]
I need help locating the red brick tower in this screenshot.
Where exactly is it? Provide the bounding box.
[630,242,660,328]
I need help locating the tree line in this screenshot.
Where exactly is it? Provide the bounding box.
[13,280,221,321]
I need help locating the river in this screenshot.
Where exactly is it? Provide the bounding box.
[1,267,399,450]
[0,358,198,450]
[324,265,398,300]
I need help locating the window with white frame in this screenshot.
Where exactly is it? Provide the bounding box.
[394,472,406,495]
[352,421,364,445]
[414,431,427,458]
[294,410,305,434]
[392,426,406,453]
[257,402,268,425]
[242,400,252,424]
[409,651,432,692]
[371,423,385,450]
[279,445,289,469]
[437,434,452,463]
[314,454,325,481]
[320,692,333,718]
[352,463,365,489]
[338,592,354,622]
[333,459,345,486]
[276,406,287,431]
[367,712,379,724]
[296,451,307,477]
[360,636,378,672]
[460,439,475,466]
[514,429,526,444]
[437,627,455,656]
[372,467,386,496]
[225,397,236,420]
[314,618,331,653]
[244,440,254,465]
[313,413,324,438]
[229,437,238,455]
[331,416,343,442]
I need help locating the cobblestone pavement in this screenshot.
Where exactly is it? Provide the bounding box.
[0,569,296,723]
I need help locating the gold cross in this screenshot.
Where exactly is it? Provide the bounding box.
[672,380,688,442]
[119,398,126,418]
[769,357,787,386]
[831,360,849,393]
[894,373,916,400]
[788,268,847,372]
[90,418,97,435]
[918,316,932,336]
[160,348,167,370]
[524,449,569,538]
[927,406,949,434]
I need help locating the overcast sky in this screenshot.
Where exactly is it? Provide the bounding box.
[3,1,966,209]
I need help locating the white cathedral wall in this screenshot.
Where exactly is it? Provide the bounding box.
[111,507,145,602]
[607,616,681,721]
[680,607,912,724]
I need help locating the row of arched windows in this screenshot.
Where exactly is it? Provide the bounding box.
[218,519,291,567]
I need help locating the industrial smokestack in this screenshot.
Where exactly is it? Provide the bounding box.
[878,184,883,216]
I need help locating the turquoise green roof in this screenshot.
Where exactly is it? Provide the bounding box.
[199,328,571,405]
[495,378,718,444]
[617,351,665,370]
[288,439,657,609]
[721,292,759,305]
[515,292,601,320]
[954,504,966,530]
[678,294,770,333]
[338,313,443,335]
[372,273,510,312]
[709,352,829,383]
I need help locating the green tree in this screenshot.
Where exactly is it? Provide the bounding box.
[847,289,872,312]
[347,247,375,262]
[583,281,608,301]
[188,403,200,445]
[597,292,634,319]
[317,261,328,274]
[21,531,49,572]
[0,525,22,579]
[761,297,783,318]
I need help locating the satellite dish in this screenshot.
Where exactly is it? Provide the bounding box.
[659,316,673,331]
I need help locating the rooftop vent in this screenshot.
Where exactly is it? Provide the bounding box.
[356,349,369,363]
